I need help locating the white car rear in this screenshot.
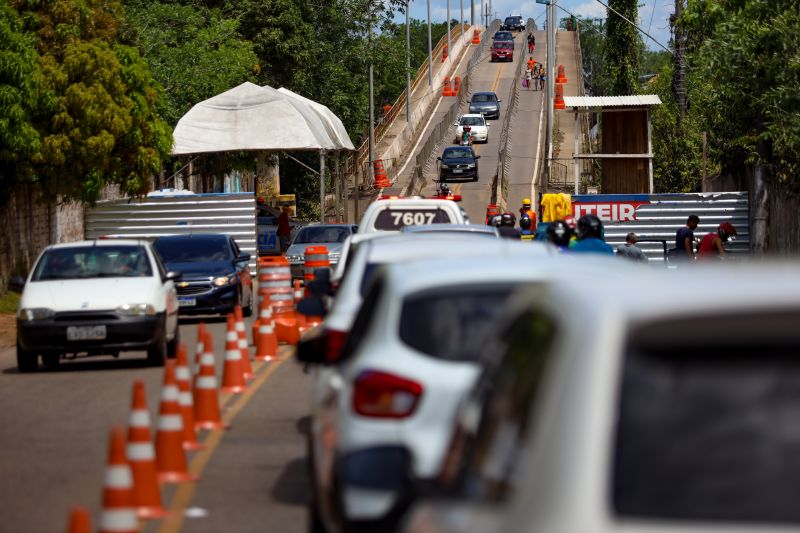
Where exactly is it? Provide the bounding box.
[357,198,468,234]
[454,114,489,143]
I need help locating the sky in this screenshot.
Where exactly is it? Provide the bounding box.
[404,0,675,51]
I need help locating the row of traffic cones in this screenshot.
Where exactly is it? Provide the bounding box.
[66,301,281,532]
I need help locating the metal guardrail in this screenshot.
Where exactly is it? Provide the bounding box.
[494,19,532,210]
[343,24,470,187]
[404,20,501,195]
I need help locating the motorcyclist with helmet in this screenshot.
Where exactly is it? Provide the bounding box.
[497,212,521,239]
[546,220,572,251]
[519,214,535,240]
[519,198,537,229]
[570,214,613,254]
[697,222,737,259]
[461,125,473,146]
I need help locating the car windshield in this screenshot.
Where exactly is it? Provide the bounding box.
[504,18,515,23]
[460,116,484,126]
[494,32,512,39]
[493,42,512,49]
[293,226,350,245]
[614,311,800,523]
[32,245,153,280]
[444,148,474,159]
[154,237,231,263]
[399,285,515,362]
[472,94,496,103]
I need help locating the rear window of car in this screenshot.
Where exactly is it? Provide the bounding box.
[443,148,474,159]
[398,285,515,362]
[460,116,485,126]
[492,41,512,49]
[613,310,800,523]
[472,94,496,103]
[32,245,152,280]
[293,226,351,244]
[373,208,452,230]
[154,237,231,263]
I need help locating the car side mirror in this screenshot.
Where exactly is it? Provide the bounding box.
[475,155,481,159]
[497,100,502,103]
[436,156,442,161]
[236,253,251,263]
[9,275,25,293]
[165,271,182,282]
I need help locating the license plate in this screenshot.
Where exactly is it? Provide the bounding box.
[178,297,196,307]
[452,169,463,174]
[67,325,107,341]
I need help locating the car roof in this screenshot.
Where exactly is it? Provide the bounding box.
[381,253,628,297]
[547,261,800,326]
[400,224,497,235]
[361,234,554,264]
[460,113,485,119]
[153,233,229,242]
[47,239,151,249]
[472,91,498,97]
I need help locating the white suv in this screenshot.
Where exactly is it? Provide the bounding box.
[12,239,180,371]
[357,198,468,233]
[405,262,800,533]
[301,248,630,532]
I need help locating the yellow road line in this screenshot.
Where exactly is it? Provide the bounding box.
[158,349,291,533]
[491,62,504,93]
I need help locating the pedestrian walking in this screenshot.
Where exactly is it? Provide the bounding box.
[671,214,699,261]
[616,232,648,262]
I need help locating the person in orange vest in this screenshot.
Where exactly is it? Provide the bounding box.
[519,198,537,230]
[527,57,537,72]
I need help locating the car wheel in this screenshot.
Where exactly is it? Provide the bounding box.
[166,321,180,359]
[41,353,60,370]
[16,341,38,373]
[147,320,168,366]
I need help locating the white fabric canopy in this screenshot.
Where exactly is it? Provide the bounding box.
[171,82,354,155]
[277,88,355,150]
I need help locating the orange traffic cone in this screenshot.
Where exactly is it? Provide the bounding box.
[556,64,568,84]
[126,380,167,519]
[234,305,254,380]
[99,427,138,533]
[220,314,247,393]
[175,344,202,451]
[155,361,196,483]
[554,83,566,110]
[472,28,480,44]
[193,331,225,430]
[442,43,448,62]
[255,299,278,361]
[193,322,207,377]
[442,76,454,97]
[66,507,92,533]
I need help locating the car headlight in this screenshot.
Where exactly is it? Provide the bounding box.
[116,303,156,316]
[212,275,235,287]
[17,308,55,321]
[466,163,476,168]
[286,254,304,264]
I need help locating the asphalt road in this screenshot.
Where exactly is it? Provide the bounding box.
[0,317,311,533]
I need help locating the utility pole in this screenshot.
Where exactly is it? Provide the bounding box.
[406,0,412,127]
[461,0,464,36]
[545,0,555,184]
[447,0,451,63]
[427,0,433,87]
[671,0,686,129]
[368,4,375,192]
[470,0,474,27]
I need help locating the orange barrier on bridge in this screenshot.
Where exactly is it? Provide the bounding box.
[258,256,299,345]
[554,83,565,110]
[472,29,480,44]
[442,44,448,62]
[373,159,390,188]
[453,76,461,95]
[442,76,454,97]
[556,64,568,84]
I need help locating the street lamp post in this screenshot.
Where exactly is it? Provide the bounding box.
[406,0,412,127]
[447,0,451,65]
[427,0,433,87]
[545,0,555,184]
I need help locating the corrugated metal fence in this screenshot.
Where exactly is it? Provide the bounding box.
[572,192,749,261]
[85,192,257,274]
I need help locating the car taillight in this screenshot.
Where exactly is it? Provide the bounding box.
[325,328,349,363]
[352,370,423,419]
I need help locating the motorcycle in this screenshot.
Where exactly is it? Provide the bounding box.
[460,126,474,147]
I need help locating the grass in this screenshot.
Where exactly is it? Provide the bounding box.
[0,292,20,314]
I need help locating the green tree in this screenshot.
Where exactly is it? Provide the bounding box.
[3,0,172,203]
[120,2,259,127]
[604,0,642,95]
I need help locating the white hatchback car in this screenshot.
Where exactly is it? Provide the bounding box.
[404,262,800,533]
[454,114,489,143]
[357,198,469,234]
[12,239,180,372]
[300,248,629,532]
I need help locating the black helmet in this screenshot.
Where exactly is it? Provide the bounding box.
[547,220,572,247]
[577,214,603,239]
[519,214,532,230]
[501,212,516,227]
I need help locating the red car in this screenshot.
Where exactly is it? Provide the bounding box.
[491,40,514,62]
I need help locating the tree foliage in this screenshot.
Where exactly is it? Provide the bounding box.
[604,0,642,95]
[1,0,172,203]
[682,0,800,187]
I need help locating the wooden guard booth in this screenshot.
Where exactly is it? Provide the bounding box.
[562,95,662,194]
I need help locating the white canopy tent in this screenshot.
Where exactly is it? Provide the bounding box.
[171,81,355,221]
